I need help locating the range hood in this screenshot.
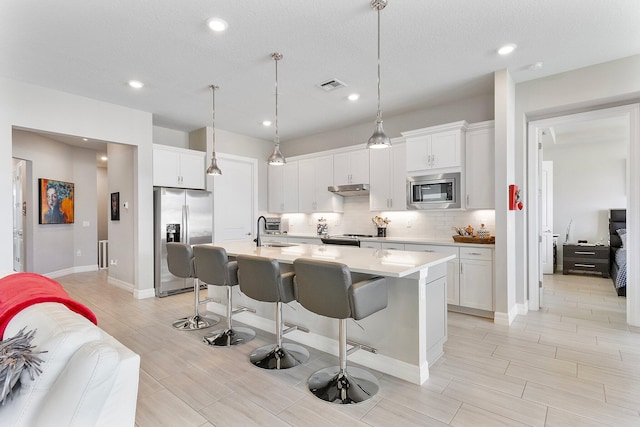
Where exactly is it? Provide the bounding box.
[328,184,370,196]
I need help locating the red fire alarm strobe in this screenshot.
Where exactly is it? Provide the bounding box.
[509,184,523,210]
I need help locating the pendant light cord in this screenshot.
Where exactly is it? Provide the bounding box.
[210,85,218,154]
[275,55,280,144]
[376,7,382,121]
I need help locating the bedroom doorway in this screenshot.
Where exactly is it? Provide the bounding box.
[527,103,639,325]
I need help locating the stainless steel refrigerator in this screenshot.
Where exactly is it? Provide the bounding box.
[154,187,212,297]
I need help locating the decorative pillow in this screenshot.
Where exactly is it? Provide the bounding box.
[0,328,45,404]
[617,229,627,248]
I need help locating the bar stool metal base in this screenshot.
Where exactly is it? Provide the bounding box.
[308,366,379,404]
[172,314,219,331]
[250,343,309,370]
[203,326,255,346]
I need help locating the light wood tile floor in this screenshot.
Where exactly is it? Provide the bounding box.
[57,271,640,426]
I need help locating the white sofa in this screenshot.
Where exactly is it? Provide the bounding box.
[0,302,140,427]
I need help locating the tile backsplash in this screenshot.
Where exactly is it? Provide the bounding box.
[282,197,495,238]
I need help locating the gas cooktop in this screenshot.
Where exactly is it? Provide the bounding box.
[320,234,375,246]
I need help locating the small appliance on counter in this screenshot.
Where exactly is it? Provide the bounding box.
[264,217,289,234]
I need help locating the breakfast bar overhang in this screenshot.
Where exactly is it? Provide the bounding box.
[204,241,455,385]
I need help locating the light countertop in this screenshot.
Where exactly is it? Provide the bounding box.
[210,241,454,278]
[267,233,495,249]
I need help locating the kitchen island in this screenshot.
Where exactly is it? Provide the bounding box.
[204,241,454,385]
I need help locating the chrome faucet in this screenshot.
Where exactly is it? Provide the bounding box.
[255,216,266,247]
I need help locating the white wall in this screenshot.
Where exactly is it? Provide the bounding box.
[153,126,189,148]
[494,69,518,324]
[282,93,494,156]
[107,144,135,284]
[545,139,627,267]
[0,78,153,298]
[72,148,99,271]
[97,166,108,241]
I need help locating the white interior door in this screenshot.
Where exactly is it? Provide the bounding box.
[212,154,257,243]
[12,159,25,272]
[541,160,554,274]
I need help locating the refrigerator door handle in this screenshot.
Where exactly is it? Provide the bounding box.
[184,204,189,243]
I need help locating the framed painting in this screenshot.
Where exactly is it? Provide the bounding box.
[111,192,120,221]
[39,179,74,224]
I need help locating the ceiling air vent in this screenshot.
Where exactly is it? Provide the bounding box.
[318,79,347,91]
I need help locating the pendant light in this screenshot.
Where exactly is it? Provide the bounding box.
[206,84,222,175]
[367,0,391,149]
[267,52,287,165]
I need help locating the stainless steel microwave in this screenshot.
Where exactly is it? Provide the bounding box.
[407,172,461,210]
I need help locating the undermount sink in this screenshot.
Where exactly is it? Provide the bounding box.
[261,242,298,248]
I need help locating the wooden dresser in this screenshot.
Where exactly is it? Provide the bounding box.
[562,244,610,278]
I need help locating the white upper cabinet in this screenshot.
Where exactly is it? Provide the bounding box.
[298,155,344,212]
[402,121,467,175]
[333,149,370,185]
[268,161,299,213]
[369,141,406,211]
[465,121,495,209]
[152,144,206,189]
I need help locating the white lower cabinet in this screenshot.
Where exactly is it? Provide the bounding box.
[404,244,460,305]
[262,236,288,245]
[459,247,493,311]
[287,236,322,245]
[404,243,493,312]
[359,241,405,250]
[360,241,381,249]
[382,242,404,250]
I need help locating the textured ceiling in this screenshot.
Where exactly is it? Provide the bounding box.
[2,0,639,144]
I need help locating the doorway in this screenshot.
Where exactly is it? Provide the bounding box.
[527,104,639,325]
[211,153,257,243]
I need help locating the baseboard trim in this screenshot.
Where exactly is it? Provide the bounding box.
[108,276,134,293]
[134,288,156,299]
[494,306,518,325]
[46,264,98,279]
[517,301,529,315]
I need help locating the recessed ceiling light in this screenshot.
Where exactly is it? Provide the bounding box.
[262,120,272,127]
[100,156,108,161]
[128,80,144,89]
[348,93,360,101]
[82,138,89,141]
[497,44,517,55]
[207,17,228,32]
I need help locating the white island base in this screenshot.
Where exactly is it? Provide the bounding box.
[204,242,451,385]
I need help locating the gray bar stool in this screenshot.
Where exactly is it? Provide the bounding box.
[293,258,387,404]
[237,255,309,370]
[166,243,219,330]
[194,245,255,346]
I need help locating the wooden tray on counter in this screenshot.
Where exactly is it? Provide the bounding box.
[452,235,495,244]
